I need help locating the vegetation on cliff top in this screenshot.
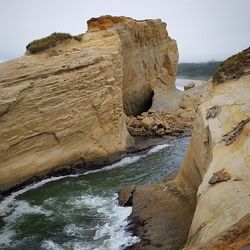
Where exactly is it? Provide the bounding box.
[213,47,250,84]
[177,61,221,80]
[26,32,83,53]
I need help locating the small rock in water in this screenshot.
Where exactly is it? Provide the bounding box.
[184,82,195,91]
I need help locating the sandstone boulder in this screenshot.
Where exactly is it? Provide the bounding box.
[141,116,155,130]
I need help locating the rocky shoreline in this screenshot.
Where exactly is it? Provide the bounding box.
[0,132,190,198]
[118,47,250,250]
[0,14,249,250]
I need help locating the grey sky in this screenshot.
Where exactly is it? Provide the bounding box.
[0,0,249,62]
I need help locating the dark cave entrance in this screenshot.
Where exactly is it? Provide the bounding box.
[123,90,154,117]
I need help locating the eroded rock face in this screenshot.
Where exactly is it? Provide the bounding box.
[185,213,250,250]
[0,16,178,192]
[119,48,250,250]
[88,16,179,116]
[184,74,250,248]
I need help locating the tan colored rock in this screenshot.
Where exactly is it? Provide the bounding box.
[120,48,250,250]
[185,213,250,250]
[208,169,231,185]
[184,75,250,247]
[119,181,196,250]
[87,16,179,116]
[126,111,188,137]
[156,127,165,136]
[141,116,156,130]
[0,16,179,192]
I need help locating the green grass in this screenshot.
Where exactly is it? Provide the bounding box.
[26,32,82,54]
[213,47,250,84]
[73,34,83,41]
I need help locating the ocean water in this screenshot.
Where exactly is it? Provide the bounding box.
[0,137,190,250]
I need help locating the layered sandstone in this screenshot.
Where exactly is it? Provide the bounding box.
[120,48,250,249]
[0,16,179,192]
[183,76,250,249]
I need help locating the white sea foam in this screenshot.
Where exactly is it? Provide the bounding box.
[0,143,170,219]
[64,223,83,237]
[3,200,52,224]
[0,143,170,216]
[147,143,169,154]
[66,193,139,250]
[68,194,108,209]
[0,200,53,248]
[83,155,142,176]
[93,195,139,249]
[58,193,139,250]
[41,240,64,250]
[176,84,184,91]
[0,226,16,247]
[0,143,170,249]
[0,176,69,217]
[83,143,170,176]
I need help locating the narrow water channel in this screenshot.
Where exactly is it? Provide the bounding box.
[0,137,190,250]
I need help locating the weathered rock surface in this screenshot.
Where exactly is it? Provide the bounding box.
[185,213,250,250]
[0,16,179,192]
[184,73,250,248]
[119,178,197,250]
[126,111,190,137]
[119,48,250,250]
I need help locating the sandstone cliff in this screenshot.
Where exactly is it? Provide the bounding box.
[119,47,250,249]
[183,48,250,249]
[0,16,179,192]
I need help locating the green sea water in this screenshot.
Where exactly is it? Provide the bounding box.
[0,137,189,250]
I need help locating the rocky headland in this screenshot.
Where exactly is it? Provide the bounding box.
[119,47,250,249]
[0,16,196,193]
[1,14,249,250]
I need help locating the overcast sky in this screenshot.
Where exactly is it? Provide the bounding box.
[0,0,249,62]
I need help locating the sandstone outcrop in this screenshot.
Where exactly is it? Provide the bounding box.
[119,48,250,249]
[184,75,250,250]
[0,16,179,192]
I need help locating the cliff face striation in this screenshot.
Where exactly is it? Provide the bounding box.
[0,16,178,192]
[183,47,250,249]
[119,47,250,250]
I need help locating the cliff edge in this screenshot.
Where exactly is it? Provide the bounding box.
[0,16,179,192]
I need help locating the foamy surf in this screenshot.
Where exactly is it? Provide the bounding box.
[63,194,139,250]
[0,200,52,248]
[0,142,174,250]
[83,143,170,175]
[0,142,170,217]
